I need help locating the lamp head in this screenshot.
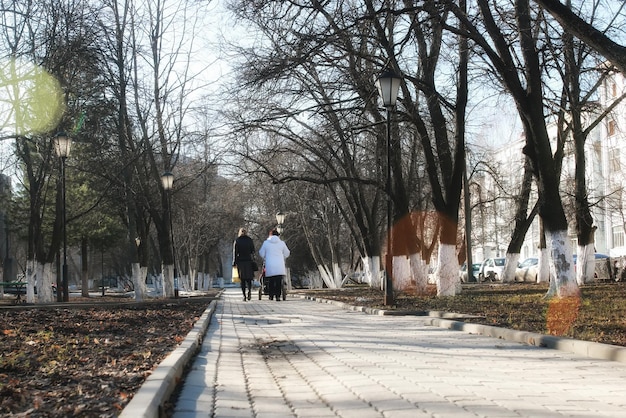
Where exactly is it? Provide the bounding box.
[375,69,402,107]
[53,132,72,158]
[161,171,174,190]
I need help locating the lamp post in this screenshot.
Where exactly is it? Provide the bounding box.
[161,171,178,298]
[375,68,401,306]
[54,132,72,302]
[276,211,286,234]
[101,243,105,297]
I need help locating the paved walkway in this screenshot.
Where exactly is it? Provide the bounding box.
[171,288,626,418]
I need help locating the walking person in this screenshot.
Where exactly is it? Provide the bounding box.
[259,228,290,301]
[233,227,256,301]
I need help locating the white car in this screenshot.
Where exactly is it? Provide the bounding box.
[459,262,481,283]
[479,257,506,281]
[515,257,539,282]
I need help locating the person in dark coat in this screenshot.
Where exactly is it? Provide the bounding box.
[233,227,256,301]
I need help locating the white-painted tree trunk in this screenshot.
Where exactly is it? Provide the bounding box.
[26,259,36,303]
[131,263,146,301]
[162,264,175,298]
[576,243,595,285]
[316,264,331,288]
[436,244,461,296]
[503,253,520,283]
[179,273,187,291]
[37,262,55,303]
[361,256,381,288]
[153,274,162,293]
[360,256,370,285]
[392,255,411,291]
[537,248,550,283]
[546,230,579,297]
[332,263,342,287]
[316,263,342,288]
[412,254,430,294]
[189,268,197,290]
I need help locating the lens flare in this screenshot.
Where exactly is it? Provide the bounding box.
[547,296,581,336]
[0,58,65,136]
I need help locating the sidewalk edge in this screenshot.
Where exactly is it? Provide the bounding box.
[119,299,218,418]
[297,294,626,364]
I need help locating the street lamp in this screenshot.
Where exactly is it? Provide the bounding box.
[375,68,401,306]
[276,211,286,234]
[54,131,72,302]
[161,171,178,298]
[161,171,174,191]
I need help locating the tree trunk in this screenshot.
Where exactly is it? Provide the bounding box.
[502,253,521,284]
[36,262,55,303]
[459,0,578,298]
[81,238,89,297]
[546,230,579,297]
[436,244,461,296]
[26,259,36,303]
[361,256,381,289]
[563,11,597,287]
[504,158,538,283]
[162,263,175,298]
[533,0,626,75]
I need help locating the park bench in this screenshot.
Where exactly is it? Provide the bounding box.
[0,281,27,304]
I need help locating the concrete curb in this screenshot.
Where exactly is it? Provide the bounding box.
[298,294,626,364]
[119,299,218,418]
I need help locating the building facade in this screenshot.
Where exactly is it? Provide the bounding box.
[472,71,626,263]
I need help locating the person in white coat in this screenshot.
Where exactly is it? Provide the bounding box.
[259,228,290,300]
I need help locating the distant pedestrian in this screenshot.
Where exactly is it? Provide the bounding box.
[233,228,256,301]
[259,228,290,301]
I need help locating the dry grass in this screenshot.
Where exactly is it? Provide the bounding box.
[294,282,626,347]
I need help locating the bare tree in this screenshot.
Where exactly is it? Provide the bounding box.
[97,0,214,298]
[224,0,469,297]
[544,0,626,285]
[502,157,539,282]
[0,0,105,303]
[450,0,579,297]
[224,1,394,288]
[385,0,469,296]
[532,0,626,74]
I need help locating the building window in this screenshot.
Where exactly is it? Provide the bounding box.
[613,226,625,248]
[608,119,617,136]
[612,82,617,97]
[609,148,621,171]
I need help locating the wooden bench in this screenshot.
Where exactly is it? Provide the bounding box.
[0,281,27,304]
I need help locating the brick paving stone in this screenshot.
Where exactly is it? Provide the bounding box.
[171,288,626,418]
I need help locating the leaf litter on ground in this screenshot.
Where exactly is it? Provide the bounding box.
[0,296,216,417]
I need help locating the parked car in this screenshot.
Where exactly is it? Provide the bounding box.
[460,262,481,283]
[573,253,609,264]
[479,257,506,281]
[513,254,610,283]
[573,253,610,280]
[515,257,539,282]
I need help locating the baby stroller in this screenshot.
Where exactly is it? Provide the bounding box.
[257,267,287,300]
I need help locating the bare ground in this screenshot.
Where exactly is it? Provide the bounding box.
[0,295,217,417]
